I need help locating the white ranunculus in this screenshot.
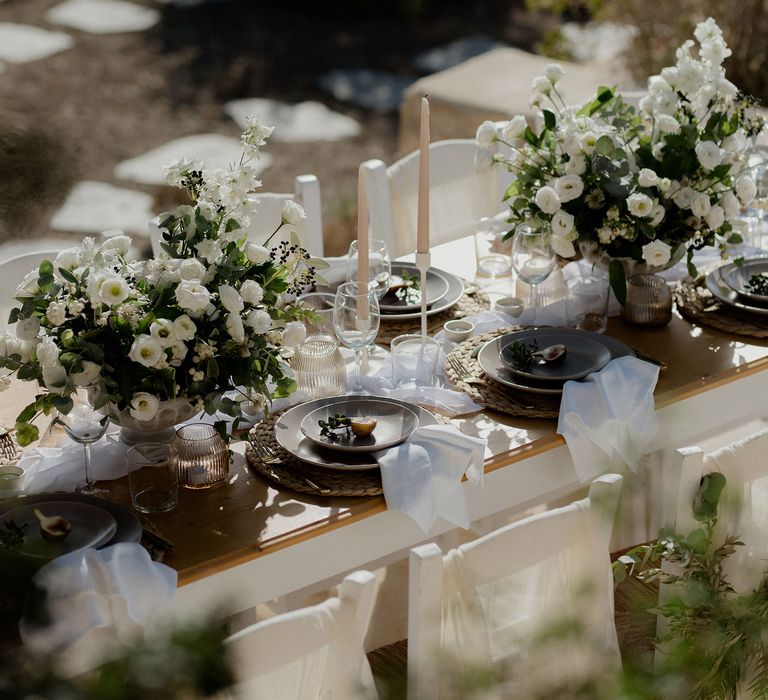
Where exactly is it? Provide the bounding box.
[551,210,575,237]
[736,175,757,206]
[45,301,67,327]
[531,75,551,95]
[656,114,680,135]
[225,313,246,344]
[642,240,672,267]
[100,234,131,257]
[129,392,160,421]
[245,243,271,265]
[673,186,695,209]
[475,120,497,148]
[173,314,197,341]
[564,153,587,176]
[128,335,164,368]
[177,258,206,281]
[695,141,723,171]
[281,199,306,226]
[648,75,672,95]
[543,63,564,83]
[245,308,272,335]
[282,321,307,348]
[240,279,264,306]
[705,205,725,230]
[72,360,101,387]
[42,364,67,394]
[195,238,222,265]
[150,318,177,347]
[534,186,561,215]
[554,174,584,203]
[720,190,741,219]
[53,247,81,274]
[501,115,528,142]
[650,204,666,227]
[36,335,59,368]
[691,192,712,218]
[551,235,576,258]
[15,269,40,298]
[16,316,40,341]
[218,284,244,314]
[627,193,654,218]
[175,281,212,316]
[638,168,659,187]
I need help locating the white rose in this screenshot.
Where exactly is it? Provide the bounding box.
[42,364,67,394]
[531,75,551,96]
[173,314,196,341]
[245,308,271,335]
[705,205,725,230]
[240,279,264,306]
[150,318,177,347]
[673,186,695,209]
[642,240,672,267]
[218,284,244,314]
[551,235,576,258]
[534,186,561,215]
[175,281,212,316]
[501,115,527,142]
[177,258,206,281]
[128,335,164,368]
[554,174,584,203]
[691,192,712,218]
[656,114,680,135]
[543,63,564,83]
[637,168,659,187]
[564,153,587,176]
[551,210,575,237]
[15,269,40,299]
[475,120,497,148]
[36,336,59,368]
[245,243,271,265]
[695,141,723,171]
[130,392,160,421]
[72,361,101,387]
[720,190,741,219]
[650,204,666,227]
[736,175,757,206]
[627,193,654,218]
[16,316,40,341]
[195,239,222,265]
[45,301,67,327]
[281,199,306,226]
[225,313,246,344]
[282,321,307,348]
[100,234,131,257]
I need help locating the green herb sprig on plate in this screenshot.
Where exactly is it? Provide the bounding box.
[505,340,540,371]
[318,414,352,442]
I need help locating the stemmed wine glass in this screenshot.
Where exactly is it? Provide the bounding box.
[511,224,556,327]
[333,281,381,392]
[753,164,768,248]
[345,239,392,300]
[54,398,109,497]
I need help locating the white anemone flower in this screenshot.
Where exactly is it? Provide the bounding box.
[128,335,164,368]
[130,392,160,421]
[642,240,672,267]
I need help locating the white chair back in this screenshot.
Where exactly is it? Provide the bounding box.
[223,570,378,699]
[0,249,63,330]
[408,474,623,699]
[364,139,510,259]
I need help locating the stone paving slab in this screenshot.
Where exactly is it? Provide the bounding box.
[46,0,160,34]
[225,98,360,142]
[114,133,272,186]
[412,34,503,74]
[318,69,414,112]
[0,23,73,63]
[50,180,155,235]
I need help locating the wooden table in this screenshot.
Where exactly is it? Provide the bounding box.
[5,236,768,624]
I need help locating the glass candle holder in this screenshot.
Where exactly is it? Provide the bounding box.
[621,273,673,327]
[291,339,348,399]
[174,423,229,489]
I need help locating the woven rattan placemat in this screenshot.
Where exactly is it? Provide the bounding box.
[376,280,490,345]
[444,327,562,419]
[674,278,768,339]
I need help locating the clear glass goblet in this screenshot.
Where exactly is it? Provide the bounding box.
[333,281,381,392]
[54,401,109,498]
[345,238,392,300]
[511,224,556,327]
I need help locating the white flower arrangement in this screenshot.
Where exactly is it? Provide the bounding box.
[477,17,765,301]
[0,116,324,445]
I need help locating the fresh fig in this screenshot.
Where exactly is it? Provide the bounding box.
[533,344,567,365]
[33,508,72,541]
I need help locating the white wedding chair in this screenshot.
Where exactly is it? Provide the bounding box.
[407,473,623,699]
[150,174,324,257]
[363,139,513,259]
[222,569,379,700]
[0,249,63,330]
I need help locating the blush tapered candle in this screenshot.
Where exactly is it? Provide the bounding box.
[357,163,369,318]
[416,96,430,255]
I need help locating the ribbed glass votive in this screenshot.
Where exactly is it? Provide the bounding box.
[621,273,673,327]
[174,423,229,489]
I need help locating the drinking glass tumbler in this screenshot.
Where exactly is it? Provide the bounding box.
[126,443,178,514]
[174,423,229,489]
[621,273,673,327]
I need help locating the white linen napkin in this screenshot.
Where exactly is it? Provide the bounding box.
[556,356,660,482]
[20,543,176,675]
[375,424,485,533]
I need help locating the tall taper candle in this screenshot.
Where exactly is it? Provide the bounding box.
[416,96,430,255]
[357,163,369,318]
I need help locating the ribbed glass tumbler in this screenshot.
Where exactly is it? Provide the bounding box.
[174,423,229,489]
[620,273,673,327]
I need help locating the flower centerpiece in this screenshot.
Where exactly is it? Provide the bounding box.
[0,117,324,446]
[476,17,765,302]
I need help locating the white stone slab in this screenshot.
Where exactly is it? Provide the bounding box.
[46,0,160,34]
[413,34,503,74]
[50,181,155,235]
[114,133,272,186]
[0,23,73,63]
[318,69,414,112]
[224,98,361,142]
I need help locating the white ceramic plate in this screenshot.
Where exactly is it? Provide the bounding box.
[705,265,768,317]
[300,398,419,452]
[477,328,634,396]
[275,395,439,470]
[379,266,451,312]
[379,263,464,320]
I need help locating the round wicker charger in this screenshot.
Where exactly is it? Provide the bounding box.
[376,280,490,345]
[246,414,383,497]
[674,278,768,339]
[444,327,562,419]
